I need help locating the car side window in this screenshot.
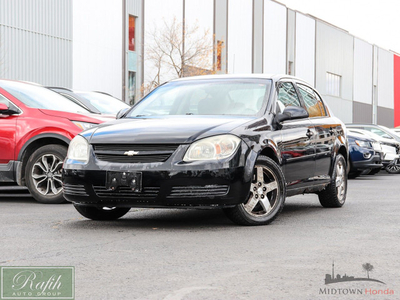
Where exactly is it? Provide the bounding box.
[297,84,327,118]
[0,94,10,108]
[276,82,301,114]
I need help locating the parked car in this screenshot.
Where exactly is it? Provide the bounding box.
[47,87,130,116]
[347,128,400,174]
[346,123,400,144]
[63,75,349,226]
[0,80,107,204]
[392,127,400,136]
[347,131,382,178]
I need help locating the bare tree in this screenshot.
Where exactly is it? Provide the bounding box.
[362,263,374,278]
[143,17,216,95]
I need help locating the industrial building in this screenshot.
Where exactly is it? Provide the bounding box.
[0,0,399,126]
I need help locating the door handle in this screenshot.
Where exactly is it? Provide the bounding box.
[306,129,314,138]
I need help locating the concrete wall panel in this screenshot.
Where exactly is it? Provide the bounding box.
[377,48,394,109]
[353,38,373,105]
[353,101,373,123]
[377,106,394,127]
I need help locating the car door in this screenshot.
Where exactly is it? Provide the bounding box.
[296,83,334,181]
[0,93,19,182]
[277,81,315,189]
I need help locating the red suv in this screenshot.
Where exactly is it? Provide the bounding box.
[0,80,108,204]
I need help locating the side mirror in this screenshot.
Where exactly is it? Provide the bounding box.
[276,106,309,123]
[0,103,19,115]
[116,107,130,119]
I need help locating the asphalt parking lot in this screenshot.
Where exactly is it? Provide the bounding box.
[1,173,399,300]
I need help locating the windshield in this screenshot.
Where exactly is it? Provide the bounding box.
[76,92,130,115]
[126,79,272,117]
[1,81,91,114]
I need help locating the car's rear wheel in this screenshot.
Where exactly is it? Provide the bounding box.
[74,205,131,220]
[25,144,67,204]
[318,154,347,207]
[223,156,286,226]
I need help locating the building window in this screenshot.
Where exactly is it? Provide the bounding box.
[129,15,136,51]
[326,72,341,97]
[217,40,224,71]
[128,72,136,105]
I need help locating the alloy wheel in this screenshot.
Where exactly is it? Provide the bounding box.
[242,165,279,217]
[335,160,346,203]
[31,154,64,196]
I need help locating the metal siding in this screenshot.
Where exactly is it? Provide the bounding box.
[286,9,295,74]
[228,0,252,74]
[353,101,373,123]
[263,0,286,74]
[353,38,373,105]
[324,95,353,123]
[315,21,353,100]
[72,0,123,98]
[295,12,315,87]
[394,55,400,127]
[252,0,263,73]
[0,0,72,87]
[377,106,394,127]
[377,48,394,109]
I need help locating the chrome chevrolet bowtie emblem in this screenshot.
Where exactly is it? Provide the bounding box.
[124,150,139,156]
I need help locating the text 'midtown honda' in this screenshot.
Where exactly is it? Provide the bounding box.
[62,75,349,225]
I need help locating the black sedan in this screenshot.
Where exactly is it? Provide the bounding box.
[62,75,348,226]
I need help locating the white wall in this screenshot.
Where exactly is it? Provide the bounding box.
[377,48,394,109]
[295,12,315,86]
[228,0,252,74]
[353,38,373,105]
[72,0,123,98]
[263,0,287,74]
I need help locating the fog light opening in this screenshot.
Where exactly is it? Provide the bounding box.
[364,153,372,159]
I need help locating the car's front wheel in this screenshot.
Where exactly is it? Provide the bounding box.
[318,154,347,207]
[25,144,67,204]
[223,156,286,226]
[74,205,131,220]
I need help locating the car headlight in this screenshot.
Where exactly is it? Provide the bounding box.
[72,121,98,131]
[67,135,90,163]
[183,134,241,162]
[355,140,372,148]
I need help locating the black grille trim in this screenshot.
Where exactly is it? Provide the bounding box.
[92,144,179,163]
[167,185,230,198]
[93,186,160,199]
[63,184,89,196]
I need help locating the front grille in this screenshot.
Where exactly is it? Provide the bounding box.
[93,185,160,199]
[167,185,230,198]
[63,184,89,196]
[92,144,179,163]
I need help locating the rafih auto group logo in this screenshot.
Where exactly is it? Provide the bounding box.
[319,262,395,296]
[0,267,74,299]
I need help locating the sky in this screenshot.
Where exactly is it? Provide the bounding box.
[276,0,400,54]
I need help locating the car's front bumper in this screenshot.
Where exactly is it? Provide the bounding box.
[351,154,382,171]
[62,143,255,208]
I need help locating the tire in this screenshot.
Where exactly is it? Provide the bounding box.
[368,168,381,175]
[318,154,347,208]
[74,205,130,220]
[223,156,286,226]
[25,144,67,204]
[348,171,361,179]
[385,160,400,174]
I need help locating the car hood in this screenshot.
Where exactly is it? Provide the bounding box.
[86,116,255,144]
[39,109,110,123]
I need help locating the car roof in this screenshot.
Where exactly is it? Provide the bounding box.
[169,74,312,86]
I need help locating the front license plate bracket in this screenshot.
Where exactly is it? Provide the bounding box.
[106,171,142,192]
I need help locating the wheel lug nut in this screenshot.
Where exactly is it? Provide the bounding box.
[258,182,262,186]
[263,187,266,191]
[261,195,264,199]
[253,187,257,191]
[255,194,258,199]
